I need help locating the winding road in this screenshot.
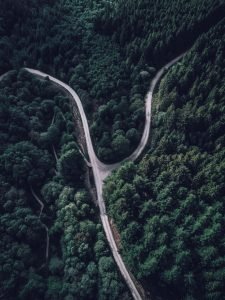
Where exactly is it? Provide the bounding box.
[2,54,184,300]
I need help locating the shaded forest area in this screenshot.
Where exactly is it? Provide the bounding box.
[0,0,224,162]
[0,71,130,300]
[104,21,225,299]
[1,0,225,299]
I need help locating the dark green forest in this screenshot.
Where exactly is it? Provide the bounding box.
[1,0,225,299]
[0,72,130,299]
[104,21,225,299]
[1,0,225,162]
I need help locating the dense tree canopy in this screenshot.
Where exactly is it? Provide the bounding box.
[104,21,225,299]
[0,0,224,162]
[0,0,225,299]
[0,72,130,299]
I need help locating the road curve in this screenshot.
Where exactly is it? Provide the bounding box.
[25,54,185,300]
[96,53,185,180]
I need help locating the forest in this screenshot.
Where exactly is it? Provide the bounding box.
[0,0,225,299]
[0,0,224,162]
[0,71,130,299]
[104,21,225,299]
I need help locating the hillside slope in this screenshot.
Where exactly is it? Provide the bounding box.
[104,20,225,299]
[1,0,224,162]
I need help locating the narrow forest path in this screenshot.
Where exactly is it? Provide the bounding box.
[30,187,49,262]
[25,52,186,300]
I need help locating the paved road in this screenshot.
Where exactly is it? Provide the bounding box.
[96,53,185,181]
[25,54,185,300]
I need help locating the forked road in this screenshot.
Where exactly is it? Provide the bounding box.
[25,53,185,300]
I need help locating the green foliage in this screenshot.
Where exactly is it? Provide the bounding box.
[58,149,84,185]
[1,0,225,299]
[1,141,52,186]
[53,187,130,300]
[1,0,223,162]
[0,71,130,299]
[104,21,225,299]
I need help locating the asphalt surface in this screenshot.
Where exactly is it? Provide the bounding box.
[25,54,185,300]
